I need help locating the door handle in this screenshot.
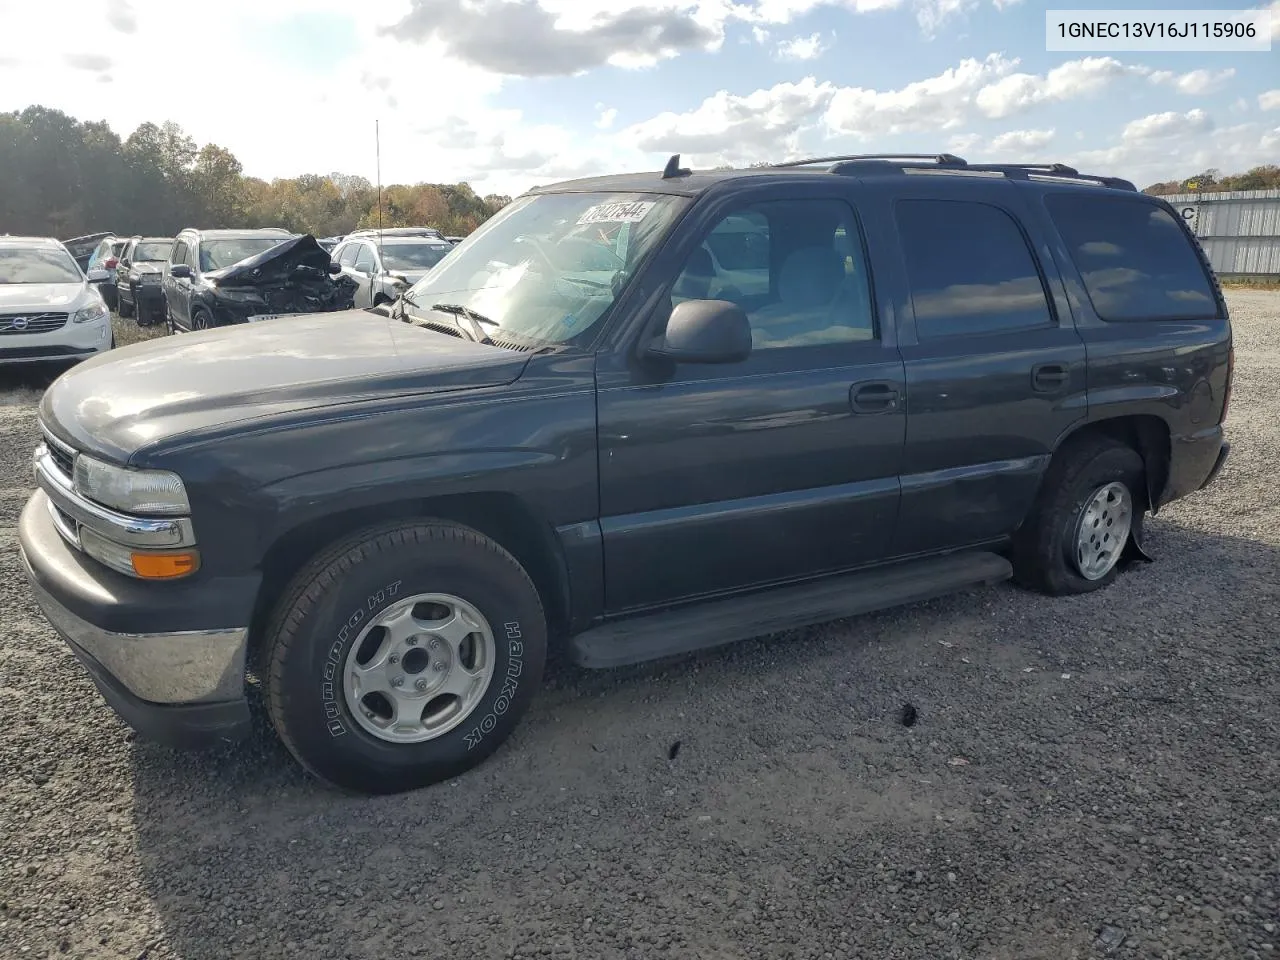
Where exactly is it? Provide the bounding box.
[850,381,900,414]
[1031,363,1070,393]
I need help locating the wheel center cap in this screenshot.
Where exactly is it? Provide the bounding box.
[401,647,430,675]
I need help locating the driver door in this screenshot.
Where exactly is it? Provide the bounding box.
[164,240,193,328]
[595,184,907,615]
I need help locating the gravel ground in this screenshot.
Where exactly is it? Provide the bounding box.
[1,297,1278,960]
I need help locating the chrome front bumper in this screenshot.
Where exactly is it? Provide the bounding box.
[23,555,248,705]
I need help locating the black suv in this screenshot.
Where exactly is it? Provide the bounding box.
[20,153,1232,795]
[161,227,293,331]
[115,236,174,326]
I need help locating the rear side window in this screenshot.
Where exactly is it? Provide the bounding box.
[895,199,1053,340]
[1045,196,1218,322]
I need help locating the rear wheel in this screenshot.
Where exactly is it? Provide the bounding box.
[1012,435,1146,596]
[263,520,547,794]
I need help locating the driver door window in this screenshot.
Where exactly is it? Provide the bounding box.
[671,199,876,352]
[353,246,377,274]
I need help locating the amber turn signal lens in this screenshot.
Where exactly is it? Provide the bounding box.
[130,551,199,579]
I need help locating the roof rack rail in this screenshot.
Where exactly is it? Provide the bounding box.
[958,163,1137,191]
[773,153,968,169]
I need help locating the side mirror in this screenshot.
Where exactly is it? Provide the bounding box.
[328,261,342,275]
[120,258,131,269]
[86,267,110,283]
[169,263,192,279]
[646,299,752,364]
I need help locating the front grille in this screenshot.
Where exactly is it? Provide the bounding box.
[48,443,74,478]
[40,427,76,479]
[0,312,68,335]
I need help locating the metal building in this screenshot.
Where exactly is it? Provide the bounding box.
[1159,188,1280,279]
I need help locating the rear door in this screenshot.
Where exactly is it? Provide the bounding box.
[869,179,1087,556]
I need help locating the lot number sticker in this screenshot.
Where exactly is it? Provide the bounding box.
[577,200,656,226]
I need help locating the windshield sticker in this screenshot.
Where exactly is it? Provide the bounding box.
[577,200,656,226]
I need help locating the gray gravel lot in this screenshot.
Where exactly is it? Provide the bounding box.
[2,294,1278,960]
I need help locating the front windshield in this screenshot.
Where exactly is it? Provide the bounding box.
[0,247,82,284]
[402,191,687,344]
[200,237,287,272]
[133,242,171,262]
[382,243,451,271]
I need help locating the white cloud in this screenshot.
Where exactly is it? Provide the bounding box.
[946,128,1054,158]
[1260,89,1280,110]
[1069,117,1280,189]
[1262,0,1280,38]
[1147,68,1235,95]
[775,32,829,60]
[990,127,1055,152]
[976,57,1143,119]
[752,25,770,43]
[384,0,727,76]
[622,77,836,163]
[738,0,999,35]
[826,53,1016,136]
[1122,109,1214,141]
[595,105,619,129]
[105,0,137,33]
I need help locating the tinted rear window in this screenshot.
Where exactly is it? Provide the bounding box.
[1045,196,1218,322]
[896,199,1053,339]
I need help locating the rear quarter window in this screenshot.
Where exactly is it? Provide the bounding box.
[1045,195,1218,322]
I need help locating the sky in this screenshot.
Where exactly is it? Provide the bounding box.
[0,0,1277,196]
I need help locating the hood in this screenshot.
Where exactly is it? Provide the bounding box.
[40,310,533,462]
[0,282,89,311]
[206,234,331,287]
[129,262,165,275]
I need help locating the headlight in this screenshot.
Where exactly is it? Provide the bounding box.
[73,454,191,515]
[72,301,109,324]
[210,287,263,302]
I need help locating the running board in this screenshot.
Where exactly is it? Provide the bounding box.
[568,551,1012,669]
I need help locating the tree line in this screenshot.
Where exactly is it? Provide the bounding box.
[1143,164,1280,196]
[0,106,512,241]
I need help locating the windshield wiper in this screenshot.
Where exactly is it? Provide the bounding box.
[392,289,421,319]
[431,303,496,344]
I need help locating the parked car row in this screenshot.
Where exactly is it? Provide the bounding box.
[3,217,464,368]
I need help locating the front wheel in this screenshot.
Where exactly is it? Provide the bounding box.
[191,309,213,331]
[1012,435,1146,596]
[263,521,547,794]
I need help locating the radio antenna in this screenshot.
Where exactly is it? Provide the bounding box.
[376,119,384,248]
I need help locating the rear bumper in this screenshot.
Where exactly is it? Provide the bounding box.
[125,283,164,303]
[1161,425,1228,505]
[1199,441,1229,491]
[18,492,254,748]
